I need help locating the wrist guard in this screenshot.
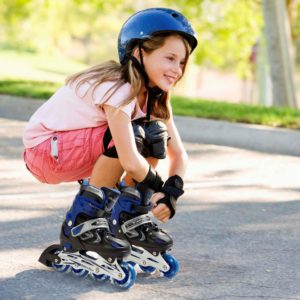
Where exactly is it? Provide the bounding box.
[157,175,184,219]
[140,166,163,192]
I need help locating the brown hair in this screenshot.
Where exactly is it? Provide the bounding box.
[66,33,191,120]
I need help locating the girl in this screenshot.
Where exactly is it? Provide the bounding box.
[23,8,197,287]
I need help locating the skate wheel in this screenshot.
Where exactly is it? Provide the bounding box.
[91,273,108,282]
[161,253,179,278]
[128,261,136,268]
[139,265,156,274]
[112,262,136,289]
[71,267,89,278]
[52,250,70,273]
[52,263,71,273]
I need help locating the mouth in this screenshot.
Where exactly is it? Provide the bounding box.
[164,75,177,85]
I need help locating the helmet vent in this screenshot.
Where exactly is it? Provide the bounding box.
[172,13,179,18]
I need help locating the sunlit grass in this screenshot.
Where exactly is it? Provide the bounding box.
[172,96,300,130]
[0,50,87,83]
[0,79,59,99]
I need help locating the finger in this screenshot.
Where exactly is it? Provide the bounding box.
[152,204,171,221]
[151,192,165,206]
[152,203,167,215]
[152,207,166,220]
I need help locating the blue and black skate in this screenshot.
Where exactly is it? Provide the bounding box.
[110,183,179,278]
[39,184,136,289]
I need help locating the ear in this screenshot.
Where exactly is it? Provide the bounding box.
[132,47,140,58]
[132,47,146,61]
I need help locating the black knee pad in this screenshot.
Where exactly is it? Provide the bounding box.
[132,122,146,154]
[143,120,169,159]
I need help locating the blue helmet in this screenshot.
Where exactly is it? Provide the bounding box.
[118,8,198,65]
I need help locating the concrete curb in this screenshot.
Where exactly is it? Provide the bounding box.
[174,115,300,157]
[1,94,299,157]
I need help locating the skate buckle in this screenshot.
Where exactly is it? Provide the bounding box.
[71,218,109,237]
[121,214,152,234]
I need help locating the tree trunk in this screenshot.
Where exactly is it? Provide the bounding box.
[286,0,298,44]
[262,0,297,108]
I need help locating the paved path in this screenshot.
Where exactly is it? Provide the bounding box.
[0,117,300,299]
[1,94,300,156]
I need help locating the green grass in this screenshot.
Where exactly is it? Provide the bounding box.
[1,78,300,130]
[0,79,59,99]
[0,49,87,83]
[172,96,300,130]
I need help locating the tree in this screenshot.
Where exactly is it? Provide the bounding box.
[0,0,32,49]
[262,0,297,108]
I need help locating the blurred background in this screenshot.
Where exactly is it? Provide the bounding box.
[0,0,299,108]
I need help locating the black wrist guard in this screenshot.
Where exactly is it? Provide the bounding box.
[140,166,163,192]
[157,175,184,219]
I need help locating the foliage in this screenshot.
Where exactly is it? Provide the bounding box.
[2,0,300,76]
[164,0,263,78]
[0,0,128,62]
[0,0,33,50]
[0,0,264,76]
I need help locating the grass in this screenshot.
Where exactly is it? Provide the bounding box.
[0,49,87,83]
[172,96,300,130]
[1,78,300,130]
[0,79,60,99]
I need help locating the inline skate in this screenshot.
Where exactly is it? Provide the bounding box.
[110,183,179,277]
[39,184,136,289]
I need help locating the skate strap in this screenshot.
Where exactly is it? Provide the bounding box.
[71,218,109,237]
[133,203,152,214]
[121,214,153,234]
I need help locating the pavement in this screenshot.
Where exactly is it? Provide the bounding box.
[0,96,300,300]
[1,94,300,157]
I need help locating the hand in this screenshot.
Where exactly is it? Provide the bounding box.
[151,192,171,223]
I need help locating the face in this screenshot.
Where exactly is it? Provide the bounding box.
[142,35,187,92]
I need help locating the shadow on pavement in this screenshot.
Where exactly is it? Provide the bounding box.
[1,199,300,299]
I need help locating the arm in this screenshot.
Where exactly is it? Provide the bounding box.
[165,116,189,177]
[103,104,149,181]
[152,115,187,222]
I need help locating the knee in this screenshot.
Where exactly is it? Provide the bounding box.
[132,120,169,159]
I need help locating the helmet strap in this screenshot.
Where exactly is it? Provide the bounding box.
[129,46,149,88]
[129,44,165,121]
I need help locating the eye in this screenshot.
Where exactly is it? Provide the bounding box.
[167,56,174,61]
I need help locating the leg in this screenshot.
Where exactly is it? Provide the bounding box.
[39,151,136,287]
[109,166,179,278]
[89,154,124,188]
[123,157,159,186]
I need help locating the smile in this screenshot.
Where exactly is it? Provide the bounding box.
[164,75,177,84]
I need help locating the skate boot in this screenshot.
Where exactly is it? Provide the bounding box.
[39,184,136,289]
[110,183,179,278]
